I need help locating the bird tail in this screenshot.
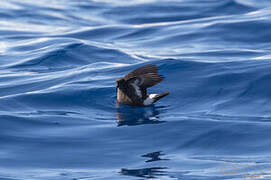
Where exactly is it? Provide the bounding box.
[153,91,170,103]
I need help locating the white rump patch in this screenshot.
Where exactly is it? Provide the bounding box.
[131,79,142,97]
[149,94,157,98]
[143,94,158,105]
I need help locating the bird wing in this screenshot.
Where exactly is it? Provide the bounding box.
[124,64,158,80]
[138,73,164,88]
[126,77,147,99]
[125,64,164,88]
[118,79,143,105]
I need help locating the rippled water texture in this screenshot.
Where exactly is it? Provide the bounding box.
[1,0,271,179]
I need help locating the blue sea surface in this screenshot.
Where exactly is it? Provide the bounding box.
[1,0,271,179]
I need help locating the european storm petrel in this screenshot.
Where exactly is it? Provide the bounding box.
[116,64,169,106]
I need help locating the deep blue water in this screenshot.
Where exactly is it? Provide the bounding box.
[1,0,271,179]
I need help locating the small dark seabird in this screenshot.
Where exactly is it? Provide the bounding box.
[116,64,169,106]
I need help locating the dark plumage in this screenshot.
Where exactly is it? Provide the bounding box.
[116,64,169,106]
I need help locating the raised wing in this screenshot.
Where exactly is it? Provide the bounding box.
[124,64,158,80]
[125,64,164,88]
[139,73,164,88]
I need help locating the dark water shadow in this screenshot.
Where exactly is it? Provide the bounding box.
[18,110,80,116]
[120,167,167,179]
[142,151,169,163]
[115,102,166,126]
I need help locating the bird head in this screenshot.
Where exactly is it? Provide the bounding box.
[116,78,126,88]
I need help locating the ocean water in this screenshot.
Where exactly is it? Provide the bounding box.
[1,0,271,179]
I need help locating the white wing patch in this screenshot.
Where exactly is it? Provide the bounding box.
[131,79,142,98]
[143,94,158,105]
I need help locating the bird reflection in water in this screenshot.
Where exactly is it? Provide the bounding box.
[142,151,169,163]
[120,151,169,179]
[120,167,167,179]
[115,102,166,126]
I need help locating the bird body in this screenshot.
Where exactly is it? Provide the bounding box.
[117,88,132,104]
[116,64,169,106]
